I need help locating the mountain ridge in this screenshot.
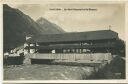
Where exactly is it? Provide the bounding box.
[36,17,65,34]
[3,4,65,52]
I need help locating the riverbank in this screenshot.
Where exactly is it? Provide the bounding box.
[4,64,94,80]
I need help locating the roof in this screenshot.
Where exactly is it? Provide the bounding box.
[27,30,118,44]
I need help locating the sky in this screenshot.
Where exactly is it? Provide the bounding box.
[9,3,125,40]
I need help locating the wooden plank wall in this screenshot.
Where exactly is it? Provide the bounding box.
[26,53,112,62]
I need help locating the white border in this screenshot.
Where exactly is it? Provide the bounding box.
[0,3,3,84]
[1,0,128,83]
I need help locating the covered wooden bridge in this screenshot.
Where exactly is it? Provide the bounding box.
[24,30,120,64]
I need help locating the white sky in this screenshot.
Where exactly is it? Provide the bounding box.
[8,3,125,40]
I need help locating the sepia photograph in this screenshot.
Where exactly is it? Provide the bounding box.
[3,2,126,80]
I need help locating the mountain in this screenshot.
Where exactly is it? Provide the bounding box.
[3,4,65,52]
[36,17,65,34]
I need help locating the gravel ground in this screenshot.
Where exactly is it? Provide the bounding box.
[4,64,94,80]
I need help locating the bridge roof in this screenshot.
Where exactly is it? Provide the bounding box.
[27,30,118,44]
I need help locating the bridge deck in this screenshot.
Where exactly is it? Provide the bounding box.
[25,53,112,64]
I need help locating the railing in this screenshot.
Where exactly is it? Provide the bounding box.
[26,53,112,62]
